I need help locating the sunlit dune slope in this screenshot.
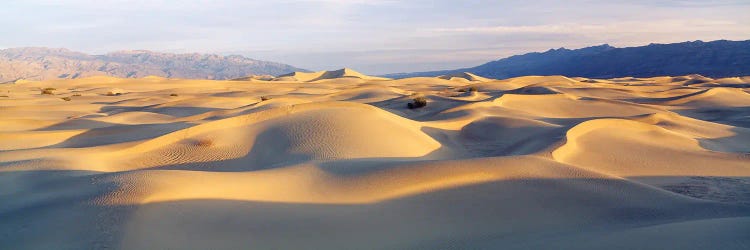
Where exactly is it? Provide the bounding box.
[1,73,749,249]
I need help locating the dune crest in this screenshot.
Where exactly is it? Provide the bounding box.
[1,74,749,249]
[437,72,493,82]
[276,68,390,82]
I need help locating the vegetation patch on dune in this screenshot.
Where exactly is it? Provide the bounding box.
[407,97,427,109]
[40,87,55,95]
[458,86,478,92]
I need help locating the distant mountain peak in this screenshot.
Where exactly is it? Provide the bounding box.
[109,49,152,54]
[591,44,614,49]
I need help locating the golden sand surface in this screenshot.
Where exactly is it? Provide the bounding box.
[1,71,749,249]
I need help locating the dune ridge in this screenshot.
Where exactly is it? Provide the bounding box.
[1,73,749,249]
[276,68,391,82]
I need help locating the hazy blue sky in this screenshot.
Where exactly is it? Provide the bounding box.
[2,0,749,74]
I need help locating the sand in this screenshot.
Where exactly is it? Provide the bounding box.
[1,71,749,249]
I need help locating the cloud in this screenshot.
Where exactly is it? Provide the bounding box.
[1,0,749,73]
[287,0,399,5]
[428,19,742,35]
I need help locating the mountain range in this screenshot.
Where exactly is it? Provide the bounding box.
[2,40,749,83]
[0,47,305,83]
[385,40,750,79]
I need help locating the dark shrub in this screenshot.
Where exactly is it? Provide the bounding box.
[194,138,213,147]
[408,97,427,109]
[458,86,478,92]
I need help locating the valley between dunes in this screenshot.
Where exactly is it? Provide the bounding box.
[1,70,750,249]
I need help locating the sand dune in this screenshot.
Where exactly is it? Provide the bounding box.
[661,87,750,107]
[276,68,391,82]
[495,93,663,118]
[1,73,749,249]
[552,118,750,177]
[437,72,493,82]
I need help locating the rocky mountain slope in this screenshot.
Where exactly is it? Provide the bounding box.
[0,47,305,82]
[386,40,750,79]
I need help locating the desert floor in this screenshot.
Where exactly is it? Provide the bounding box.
[1,71,750,249]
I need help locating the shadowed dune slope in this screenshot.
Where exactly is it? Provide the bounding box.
[1,74,749,249]
[277,68,391,82]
